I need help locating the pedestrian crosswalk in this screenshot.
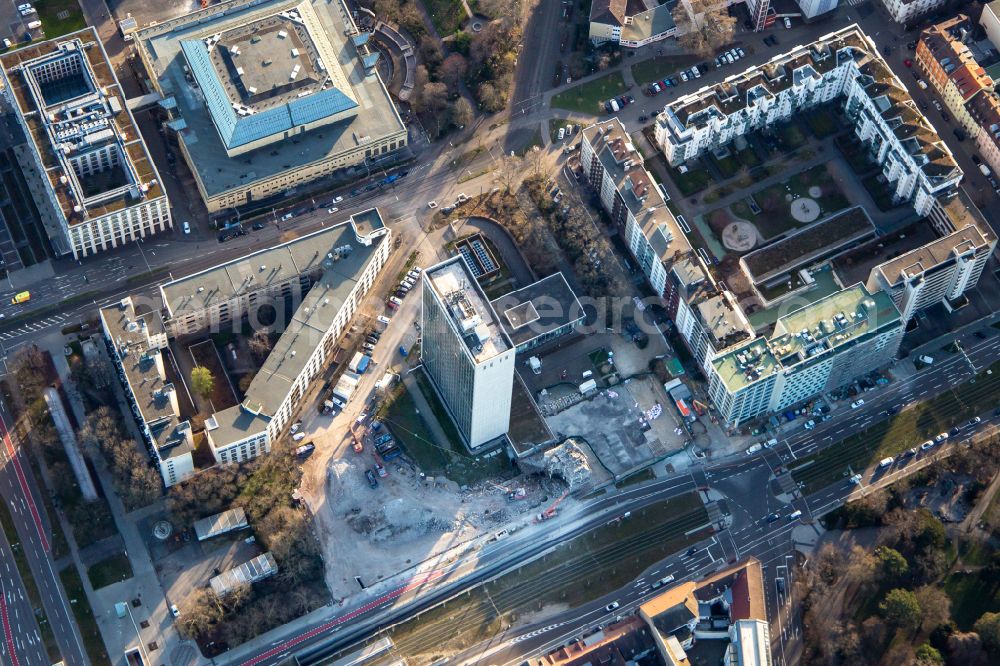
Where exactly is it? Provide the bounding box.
[0,313,70,341]
[846,0,867,6]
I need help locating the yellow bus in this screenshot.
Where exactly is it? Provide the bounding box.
[11,291,30,304]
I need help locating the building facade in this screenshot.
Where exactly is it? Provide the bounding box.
[100,297,195,488]
[867,191,996,322]
[708,285,904,427]
[421,256,516,450]
[981,1,1000,50]
[967,92,1000,177]
[589,0,677,48]
[655,25,962,216]
[134,0,407,213]
[0,29,171,259]
[880,0,944,25]
[796,0,839,20]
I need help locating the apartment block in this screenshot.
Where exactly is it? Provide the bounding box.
[796,0,839,20]
[421,256,516,450]
[0,29,171,259]
[655,25,961,216]
[160,210,389,464]
[581,118,686,297]
[134,0,407,212]
[916,15,994,138]
[967,92,1000,177]
[708,285,904,427]
[867,191,996,322]
[880,0,944,25]
[100,297,195,488]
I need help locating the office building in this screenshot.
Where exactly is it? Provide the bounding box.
[160,210,389,464]
[134,0,407,212]
[589,0,677,48]
[916,15,994,138]
[654,25,962,216]
[0,28,171,259]
[880,0,944,25]
[100,297,195,488]
[708,285,904,427]
[489,273,585,354]
[421,256,516,450]
[867,190,996,322]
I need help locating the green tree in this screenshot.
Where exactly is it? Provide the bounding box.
[880,588,922,629]
[877,546,910,582]
[915,643,943,665]
[974,612,1000,652]
[190,366,215,400]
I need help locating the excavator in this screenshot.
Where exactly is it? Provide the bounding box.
[535,490,569,522]
[487,480,527,501]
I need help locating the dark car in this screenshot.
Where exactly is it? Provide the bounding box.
[365,469,378,488]
[252,221,266,230]
[972,154,982,164]
[953,128,967,142]
[766,512,781,523]
[685,547,699,557]
[976,330,988,339]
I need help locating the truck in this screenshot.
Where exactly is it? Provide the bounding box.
[980,164,992,177]
[348,352,371,374]
[332,371,362,402]
[379,445,401,460]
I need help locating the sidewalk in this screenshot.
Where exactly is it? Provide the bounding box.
[42,330,205,666]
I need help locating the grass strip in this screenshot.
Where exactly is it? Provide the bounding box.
[790,360,1000,493]
[59,564,110,666]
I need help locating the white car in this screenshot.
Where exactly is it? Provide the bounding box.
[851,399,865,409]
[604,601,620,612]
[934,432,948,443]
[736,47,745,58]
[407,270,421,280]
[17,4,32,11]
[356,412,367,424]
[680,71,689,82]
[377,315,391,325]
[170,604,180,618]
[848,473,863,485]
[389,296,403,307]
[745,443,763,455]
[333,195,343,203]
[19,6,36,15]
[2,39,11,49]
[182,221,191,234]
[920,440,934,451]
[280,212,293,221]
[327,207,339,214]
[292,432,306,441]
[290,421,301,434]
[427,201,438,209]
[784,17,791,29]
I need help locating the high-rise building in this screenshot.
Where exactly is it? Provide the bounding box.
[880,0,944,26]
[0,28,171,259]
[654,25,962,216]
[708,285,905,427]
[796,0,838,20]
[421,256,516,450]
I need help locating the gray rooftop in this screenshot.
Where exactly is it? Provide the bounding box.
[193,507,248,540]
[136,0,405,195]
[426,256,511,364]
[490,273,584,348]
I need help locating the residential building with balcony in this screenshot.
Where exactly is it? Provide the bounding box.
[0,28,170,259]
[589,0,676,48]
[100,297,194,488]
[867,190,996,322]
[655,24,962,216]
[967,92,1000,177]
[708,284,904,427]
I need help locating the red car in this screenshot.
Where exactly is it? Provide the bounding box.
[904,58,912,67]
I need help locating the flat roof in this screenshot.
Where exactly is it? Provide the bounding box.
[426,256,511,363]
[193,507,248,540]
[161,214,374,318]
[210,552,277,596]
[0,28,165,226]
[489,272,583,348]
[713,284,901,392]
[136,0,405,196]
[873,221,990,286]
[620,6,675,43]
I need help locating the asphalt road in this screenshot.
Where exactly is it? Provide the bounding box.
[0,402,87,666]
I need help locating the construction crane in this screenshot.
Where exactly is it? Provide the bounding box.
[535,490,569,522]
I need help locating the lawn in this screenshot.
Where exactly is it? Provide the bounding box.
[630,55,700,86]
[804,109,841,139]
[711,153,740,179]
[35,0,86,38]
[87,551,134,590]
[777,123,807,151]
[381,371,511,486]
[424,0,467,36]
[59,564,109,666]
[549,117,574,142]
[751,164,849,240]
[551,71,627,114]
[0,500,61,663]
[789,360,1000,494]
[944,569,1000,630]
[380,492,710,661]
[669,164,712,197]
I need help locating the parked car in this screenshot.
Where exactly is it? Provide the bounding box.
[920,440,935,452]
[365,469,378,488]
[736,47,745,58]
[650,575,675,589]
[784,16,791,29]
[280,212,293,221]
[182,221,191,234]
[850,399,865,408]
[252,221,266,230]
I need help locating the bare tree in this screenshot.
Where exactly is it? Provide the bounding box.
[248,330,272,364]
[494,153,522,194]
[672,0,738,58]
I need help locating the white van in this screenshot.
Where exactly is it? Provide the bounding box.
[745,443,763,455]
[878,456,894,468]
[788,510,803,521]
[557,128,565,141]
[27,20,41,30]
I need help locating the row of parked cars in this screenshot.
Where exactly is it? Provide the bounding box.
[603,94,635,113]
[386,267,421,311]
[714,47,746,68]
